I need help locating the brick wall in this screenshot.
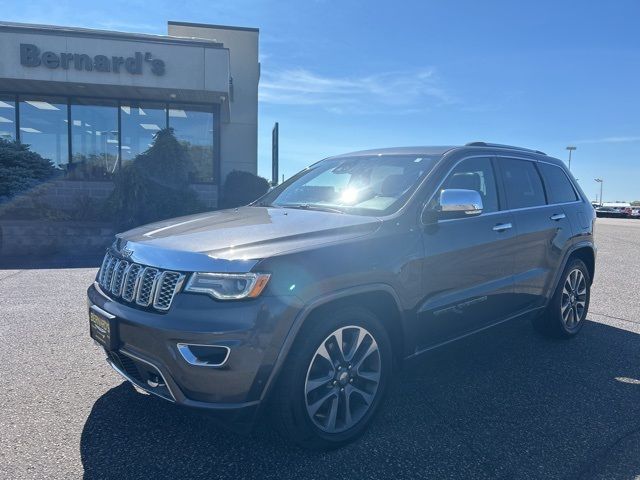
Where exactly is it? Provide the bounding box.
[0,220,115,258]
[10,180,217,211]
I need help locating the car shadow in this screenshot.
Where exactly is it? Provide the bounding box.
[80,318,640,479]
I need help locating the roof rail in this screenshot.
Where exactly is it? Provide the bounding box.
[465,142,546,156]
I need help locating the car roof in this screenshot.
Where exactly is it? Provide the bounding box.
[327,146,457,158]
[328,143,564,166]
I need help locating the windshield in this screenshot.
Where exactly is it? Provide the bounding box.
[257,154,440,215]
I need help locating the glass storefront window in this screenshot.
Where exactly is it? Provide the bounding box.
[169,104,215,183]
[8,95,217,183]
[19,96,68,167]
[70,98,118,180]
[120,102,166,163]
[0,95,16,141]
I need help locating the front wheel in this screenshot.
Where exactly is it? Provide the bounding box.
[271,307,392,450]
[533,258,591,338]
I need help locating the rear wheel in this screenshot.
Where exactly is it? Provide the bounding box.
[271,307,392,449]
[533,258,591,338]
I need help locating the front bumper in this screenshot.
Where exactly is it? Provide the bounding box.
[88,282,302,417]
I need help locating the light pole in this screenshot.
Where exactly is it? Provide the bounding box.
[594,178,603,206]
[566,146,577,171]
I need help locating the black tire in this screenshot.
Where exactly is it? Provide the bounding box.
[533,258,591,338]
[271,306,392,450]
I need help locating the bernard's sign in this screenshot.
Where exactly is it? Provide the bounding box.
[19,43,165,76]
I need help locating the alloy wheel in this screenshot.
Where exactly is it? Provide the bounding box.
[304,325,381,433]
[561,268,587,330]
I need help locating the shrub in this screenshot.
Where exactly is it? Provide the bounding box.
[0,139,59,201]
[221,170,270,208]
[106,128,205,230]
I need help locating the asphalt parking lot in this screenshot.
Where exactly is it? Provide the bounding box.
[1,217,639,479]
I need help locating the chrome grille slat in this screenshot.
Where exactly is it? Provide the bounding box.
[111,260,129,296]
[103,255,118,290]
[153,271,185,311]
[97,250,184,312]
[136,267,160,307]
[121,264,143,302]
[98,253,111,285]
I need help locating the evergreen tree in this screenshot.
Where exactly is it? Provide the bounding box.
[106,128,204,230]
[0,139,59,200]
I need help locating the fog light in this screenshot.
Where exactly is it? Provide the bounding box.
[177,343,230,367]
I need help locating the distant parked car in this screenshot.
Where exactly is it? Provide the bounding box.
[630,208,640,218]
[595,206,626,218]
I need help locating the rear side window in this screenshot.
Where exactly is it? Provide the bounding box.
[499,158,546,209]
[538,163,578,204]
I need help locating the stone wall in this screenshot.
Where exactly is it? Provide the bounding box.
[9,179,217,211]
[0,220,115,258]
[0,180,218,263]
[40,180,115,211]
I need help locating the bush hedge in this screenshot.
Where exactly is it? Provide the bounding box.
[221,170,270,208]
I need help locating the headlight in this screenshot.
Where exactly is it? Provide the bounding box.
[184,272,271,300]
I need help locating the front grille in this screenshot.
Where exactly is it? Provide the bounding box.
[97,250,185,312]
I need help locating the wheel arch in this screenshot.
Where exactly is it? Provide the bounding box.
[569,245,595,283]
[545,241,596,304]
[260,284,405,404]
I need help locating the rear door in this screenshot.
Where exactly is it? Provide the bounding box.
[497,157,574,312]
[416,156,518,349]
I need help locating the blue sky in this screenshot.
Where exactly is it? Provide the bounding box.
[5,0,640,201]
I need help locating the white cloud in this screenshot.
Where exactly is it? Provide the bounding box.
[259,67,457,113]
[576,136,640,144]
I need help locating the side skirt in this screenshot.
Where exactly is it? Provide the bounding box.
[405,305,545,362]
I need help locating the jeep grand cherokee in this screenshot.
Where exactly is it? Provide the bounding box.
[88,142,596,449]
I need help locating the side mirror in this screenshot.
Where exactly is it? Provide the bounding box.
[439,189,483,215]
[422,188,483,225]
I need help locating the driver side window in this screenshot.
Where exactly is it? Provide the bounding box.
[439,157,499,214]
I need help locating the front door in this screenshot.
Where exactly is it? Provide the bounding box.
[415,156,518,350]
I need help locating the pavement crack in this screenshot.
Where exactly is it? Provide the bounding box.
[574,423,640,479]
[589,311,638,325]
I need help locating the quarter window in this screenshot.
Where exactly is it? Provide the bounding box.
[538,162,578,204]
[499,158,546,209]
[440,157,499,213]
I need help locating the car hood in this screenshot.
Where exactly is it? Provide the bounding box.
[118,206,382,263]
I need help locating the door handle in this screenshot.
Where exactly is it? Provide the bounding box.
[550,213,566,221]
[493,222,513,232]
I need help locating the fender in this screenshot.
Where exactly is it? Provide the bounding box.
[544,240,596,305]
[256,283,403,404]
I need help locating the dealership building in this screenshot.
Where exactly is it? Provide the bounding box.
[0,20,259,207]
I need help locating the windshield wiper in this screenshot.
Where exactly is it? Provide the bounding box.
[279,203,345,214]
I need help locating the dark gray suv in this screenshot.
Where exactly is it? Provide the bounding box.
[87,142,596,449]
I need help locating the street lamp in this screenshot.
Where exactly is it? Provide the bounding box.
[594,178,603,206]
[566,146,577,171]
